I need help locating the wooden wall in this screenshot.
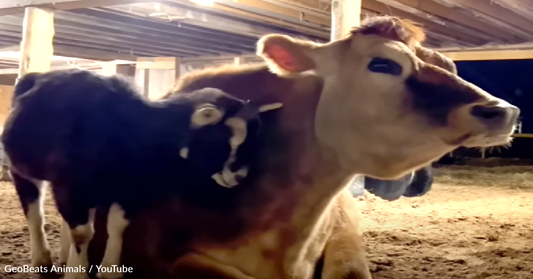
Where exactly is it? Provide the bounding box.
[135,68,176,100]
[0,57,260,124]
[134,56,264,100]
[0,85,13,126]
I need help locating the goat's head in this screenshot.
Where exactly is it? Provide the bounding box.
[177,87,282,188]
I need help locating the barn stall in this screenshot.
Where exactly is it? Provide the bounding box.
[0,0,532,278]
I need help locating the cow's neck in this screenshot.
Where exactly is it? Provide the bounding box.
[175,63,354,235]
[227,66,355,276]
[252,73,353,235]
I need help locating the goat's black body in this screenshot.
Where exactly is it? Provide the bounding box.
[360,166,433,201]
[402,166,433,197]
[11,72,191,211]
[2,69,265,274]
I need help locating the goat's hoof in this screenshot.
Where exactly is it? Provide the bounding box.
[31,251,54,270]
[59,253,69,265]
[97,271,123,279]
[52,262,67,275]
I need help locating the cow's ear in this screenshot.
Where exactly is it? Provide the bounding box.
[257,34,317,75]
[415,45,457,74]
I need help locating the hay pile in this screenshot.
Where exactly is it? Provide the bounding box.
[434,165,533,189]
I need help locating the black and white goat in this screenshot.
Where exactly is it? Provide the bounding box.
[2,69,282,279]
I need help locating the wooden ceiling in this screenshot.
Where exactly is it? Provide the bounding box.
[0,0,532,62]
[257,0,533,49]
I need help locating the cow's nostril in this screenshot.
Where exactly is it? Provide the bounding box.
[471,105,506,122]
[470,103,520,131]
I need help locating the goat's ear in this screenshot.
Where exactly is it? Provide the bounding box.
[257,34,317,75]
[191,104,223,127]
[13,72,42,101]
[258,102,283,113]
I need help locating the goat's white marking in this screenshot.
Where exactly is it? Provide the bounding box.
[179,147,189,159]
[211,102,283,187]
[0,143,5,170]
[190,103,223,128]
[212,166,249,188]
[211,117,248,188]
[258,102,283,112]
[59,219,70,264]
[64,208,96,279]
[97,203,129,279]
[26,181,52,268]
[407,171,415,184]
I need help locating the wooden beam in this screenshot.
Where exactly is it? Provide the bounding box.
[363,0,484,46]
[212,3,328,38]
[180,54,258,63]
[372,0,507,44]
[165,0,328,38]
[383,0,519,43]
[17,7,55,80]
[106,3,288,38]
[117,64,136,77]
[101,63,136,76]
[135,57,180,99]
[513,133,533,138]
[433,0,533,40]
[102,62,118,76]
[220,0,329,26]
[0,63,100,75]
[136,57,179,70]
[0,0,159,16]
[0,45,18,52]
[442,49,533,61]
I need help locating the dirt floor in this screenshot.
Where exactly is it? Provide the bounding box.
[360,184,533,279]
[0,167,532,279]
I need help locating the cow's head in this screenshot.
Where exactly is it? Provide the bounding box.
[257,16,519,179]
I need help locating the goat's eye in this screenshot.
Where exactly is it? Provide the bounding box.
[367,58,402,76]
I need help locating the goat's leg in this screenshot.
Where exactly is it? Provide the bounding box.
[59,218,71,265]
[96,203,130,279]
[64,209,96,279]
[54,189,96,279]
[11,170,53,269]
[321,190,371,279]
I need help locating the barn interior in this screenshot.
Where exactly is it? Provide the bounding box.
[0,0,532,279]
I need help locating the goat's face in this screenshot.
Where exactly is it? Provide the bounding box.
[179,88,282,188]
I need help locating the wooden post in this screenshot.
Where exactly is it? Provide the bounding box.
[17,7,55,82]
[101,62,118,76]
[142,69,150,97]
[101,62,136,77]
[135,57,180,99]
[1,7,55,182]
[330,0,361,41]
[332,0,364,194]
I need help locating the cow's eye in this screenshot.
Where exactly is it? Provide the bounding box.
[368,57,402,76]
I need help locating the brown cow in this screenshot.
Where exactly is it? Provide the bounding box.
[85,16,518,279]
